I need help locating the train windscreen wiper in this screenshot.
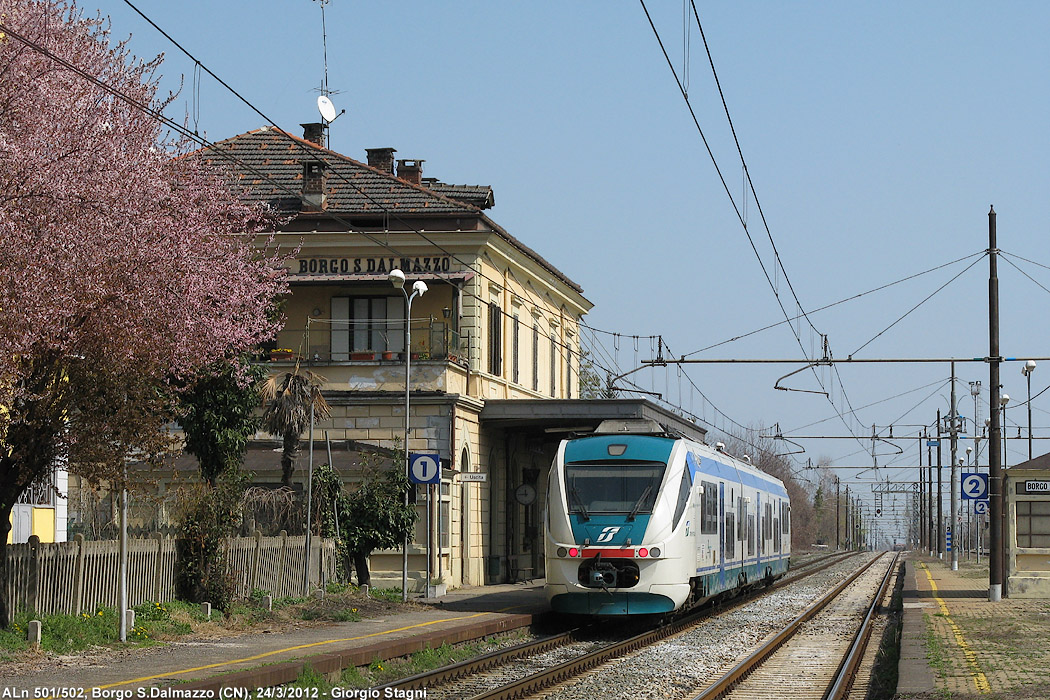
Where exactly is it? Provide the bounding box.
[568,485,590,521]
[627,485,653,521]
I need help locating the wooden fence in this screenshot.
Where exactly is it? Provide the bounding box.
[5,532,337,616]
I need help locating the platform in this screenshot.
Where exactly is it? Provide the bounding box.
[896,553,1050,699]
[0,580,549,695]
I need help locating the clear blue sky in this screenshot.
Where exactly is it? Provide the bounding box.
[95,1,1050,542]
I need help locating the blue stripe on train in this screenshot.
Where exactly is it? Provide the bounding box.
[688,453,789,499]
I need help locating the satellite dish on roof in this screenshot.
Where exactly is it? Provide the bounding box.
[317,95,337,122]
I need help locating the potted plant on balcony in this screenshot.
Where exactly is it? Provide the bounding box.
[350,351,375,361]
[269,348,295,361]
[381,350,397,361]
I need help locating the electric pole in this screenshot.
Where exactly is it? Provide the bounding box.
[951,361,960,571]
[989,205,1004,602]
[937,409,944,558]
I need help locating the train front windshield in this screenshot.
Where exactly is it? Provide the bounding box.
[565,462,665,517]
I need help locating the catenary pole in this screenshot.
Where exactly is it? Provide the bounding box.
[927,433,934,556]
[951,361,960,571]
[937,410,944,559]
[988,206,1004,602]
[835,476,841,550]
[918,432,925,550]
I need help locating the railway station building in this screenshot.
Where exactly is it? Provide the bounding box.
[1003,457,1050,597]
[151,124,707,592]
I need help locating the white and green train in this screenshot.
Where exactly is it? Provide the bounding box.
[545,421,790,615]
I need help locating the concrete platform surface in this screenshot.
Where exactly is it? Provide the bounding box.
[896,553,1050,699]
[0,580,549,696]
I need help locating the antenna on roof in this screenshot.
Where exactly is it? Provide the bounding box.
[311,0,346,146]
[317,95,339,122]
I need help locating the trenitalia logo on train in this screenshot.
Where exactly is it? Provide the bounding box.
[545,420,790,616]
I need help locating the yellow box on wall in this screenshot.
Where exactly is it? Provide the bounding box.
[31,507,55,543]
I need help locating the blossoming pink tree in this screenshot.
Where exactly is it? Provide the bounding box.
[0,1,288,626]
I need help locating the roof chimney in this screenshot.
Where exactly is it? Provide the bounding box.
[301,160,327,211]
[397,159,424,185]
[301,122,325,147]
[366,147,396,174]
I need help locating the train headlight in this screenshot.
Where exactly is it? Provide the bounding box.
[649,547,661,558]
[638,548,648,558]
[557,547,568,558]
[568,547,580,558]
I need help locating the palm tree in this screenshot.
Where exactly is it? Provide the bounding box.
[260,366,331,486]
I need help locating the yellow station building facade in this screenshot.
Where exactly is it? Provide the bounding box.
[59,124,707,592]
[210,123,602,590]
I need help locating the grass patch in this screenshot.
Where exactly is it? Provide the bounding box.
[339,633,529,689]
[288,665,335,694]
[286,633,532,693]
[924,613,953,679]
[3,607,120,654]
[367,587,405,604]
[867,573,903,699]
[0,587,420,660]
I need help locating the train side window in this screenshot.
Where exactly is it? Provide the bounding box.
[737,497,746,540]
[773,518,780,552]
[700,480,718,534]
[747,514,755,556]
[724,512,736,558]
[672,467,691,530]
[783,503,791,534]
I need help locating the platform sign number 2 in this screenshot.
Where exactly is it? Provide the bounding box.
[961,473,989,501]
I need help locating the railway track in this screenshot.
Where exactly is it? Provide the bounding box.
[694,552,899,700]
[371,550,862,700]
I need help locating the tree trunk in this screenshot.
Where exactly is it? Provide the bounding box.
[280,432,298,486]
[353,551,370,588]
[0,501,12,628]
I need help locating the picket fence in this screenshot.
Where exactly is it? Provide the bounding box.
[5,531,337,616]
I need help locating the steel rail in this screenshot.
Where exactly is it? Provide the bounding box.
[692,552,886,700]
[370,626,588,693]
[461,551,860,700]
[371,550,857,699]
[825,552,901,700]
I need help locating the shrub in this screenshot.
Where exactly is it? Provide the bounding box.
[173,473,247,611]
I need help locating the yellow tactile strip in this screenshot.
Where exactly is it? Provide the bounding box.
[913,556,1050,699]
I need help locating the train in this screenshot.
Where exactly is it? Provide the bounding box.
[544,420,791,615]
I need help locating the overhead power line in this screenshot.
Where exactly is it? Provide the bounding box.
[638,0,872,454]
[3,10,758,435]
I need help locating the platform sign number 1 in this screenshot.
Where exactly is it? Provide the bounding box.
[961,473,989,501]
[409,453,441,484]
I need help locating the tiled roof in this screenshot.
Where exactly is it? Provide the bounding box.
[197,127,483,217]
[193,127,586,297]
[422,180,495,209]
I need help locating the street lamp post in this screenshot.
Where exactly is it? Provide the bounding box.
[389,268,427,602]
[1023,360,1036,461]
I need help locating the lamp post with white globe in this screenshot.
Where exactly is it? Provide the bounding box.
[1022,360,1036,461]
[389,269,427,601]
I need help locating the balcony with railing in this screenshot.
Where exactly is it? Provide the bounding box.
[260,319,468,393]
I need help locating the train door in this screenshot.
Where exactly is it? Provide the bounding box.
[692,479,703,573]
[773,498,781,555]
[718,482,726,576]
[756,493,762,566]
